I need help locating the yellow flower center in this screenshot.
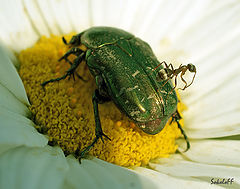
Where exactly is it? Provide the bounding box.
[18,34,186,167]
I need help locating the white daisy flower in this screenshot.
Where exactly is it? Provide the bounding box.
[1,0,240,189]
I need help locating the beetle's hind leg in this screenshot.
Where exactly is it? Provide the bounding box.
[171,110,190,152]
[77,89,111,163]
[41,52,85,88]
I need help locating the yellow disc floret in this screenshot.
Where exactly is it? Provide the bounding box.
[18,34,186,167]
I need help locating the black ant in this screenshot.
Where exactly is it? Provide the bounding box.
[155,61,196,94]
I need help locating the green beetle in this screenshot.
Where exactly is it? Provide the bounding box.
[42,26,190,160]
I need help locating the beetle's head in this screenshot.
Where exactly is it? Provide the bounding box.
[62,35,80,46]
[187,63,196,73]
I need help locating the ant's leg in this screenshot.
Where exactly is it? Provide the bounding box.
[78,89,111,163]
[186,71,196,88]
[163,61,169,69]
[161,70,174,88]
[167,75,178,96]
[161,77,171,88]
[173,75,178,90]
[171,110,190,152]
[154,61,167,70]
[179,72,188,90]
[169,63,175,71]
[41,52,85,88]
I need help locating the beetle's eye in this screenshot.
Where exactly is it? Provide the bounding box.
[156,69,168,81]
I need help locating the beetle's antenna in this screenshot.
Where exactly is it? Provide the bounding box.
[62,37,68,45]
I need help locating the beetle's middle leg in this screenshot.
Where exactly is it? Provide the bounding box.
[78,89,111,162]
[41,52,85,88]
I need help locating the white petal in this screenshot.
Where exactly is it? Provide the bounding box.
[33,0,61,35]
[64,156,158,189]
[0,42,19,68]
[178,139,240,166]
[0,83,29,116]
[167,0,213,41]
[184,36,240,112]
[137,0,211,48]
[22,0,51,36]
[174,1,240,59]
[40,0,74,34]
[0,107,48,154]
[0,146,68,189]
[16,0,92,40]
[172,3,240,138]
[134,167,224,189]
[91,0,125,28]
[117,0,147,32]
[0,0,39,52]
[91,157,158,189]
[89,0,105,26]
[63,157,99,189]
[0,44,30,106]
[65,0,92,31]
[186,127,240,139]
[149,158,240,186]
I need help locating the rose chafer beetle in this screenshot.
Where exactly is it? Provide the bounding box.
[41,26,192,161]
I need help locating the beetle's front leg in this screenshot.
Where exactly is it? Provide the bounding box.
[58,47,83,62]
[41,52,85,88]
[59,47,87,82]
[78,89,111,162]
